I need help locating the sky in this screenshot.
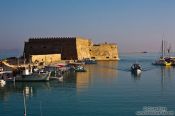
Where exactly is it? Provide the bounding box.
[0,0,175,53]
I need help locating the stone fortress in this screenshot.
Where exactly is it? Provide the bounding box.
[24,37,119,63]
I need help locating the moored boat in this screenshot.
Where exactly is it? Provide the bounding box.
[44,64,66,81]
[153,40,175,66]
[49,70,63,81]
[0,67,14,82]
[0,67,6,86]
[68,62,87,72]
[13,68,51,82]
[153,57,172,66]
[74,65,87,72]
[14,72,51,82]
[83,58,97,64]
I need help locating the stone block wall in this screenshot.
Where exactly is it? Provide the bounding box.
[90,43,119,60]
[31,54,61,64]
[76,37,92,60]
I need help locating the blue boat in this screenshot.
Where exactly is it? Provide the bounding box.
[84,58,97,64]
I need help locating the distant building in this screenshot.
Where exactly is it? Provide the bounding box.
[24,37,119,63]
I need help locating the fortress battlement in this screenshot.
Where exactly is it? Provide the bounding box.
[28,37,76,41]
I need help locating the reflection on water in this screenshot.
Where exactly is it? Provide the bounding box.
[93,61,118,78]
[76,72,91,92]
[88,61,118,84]
[0,82,51,101]
[1,59,175,116]
[131,72,141,80]
[0,61,119,101]
[0,61,174,98]
[64,61,118,92]
[160,66,175,90]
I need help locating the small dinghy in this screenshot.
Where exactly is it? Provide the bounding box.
[131,63,142,75]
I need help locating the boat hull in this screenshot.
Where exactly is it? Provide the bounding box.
[84,58,97,64]
[131,69,142,75]
[153,61,172,66]
[85,61,97,64]
[50,76,63,81]
[75,70,87,72]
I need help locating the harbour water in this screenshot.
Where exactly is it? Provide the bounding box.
[1,53,175,116]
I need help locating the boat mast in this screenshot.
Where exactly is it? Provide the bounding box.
[161,40,164,58]
[164,40,167,57]
[161,33,166,58]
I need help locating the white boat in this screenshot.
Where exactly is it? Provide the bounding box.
[74,65,87,72]
[0,67,6,85]
[45,65,64,81]
[0,79,6,87]
[14,69,51,82]
[49,71,63,81]
[0,67,14,82]
[131,64,142,75]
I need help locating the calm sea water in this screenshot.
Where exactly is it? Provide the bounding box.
[0,52,175,116]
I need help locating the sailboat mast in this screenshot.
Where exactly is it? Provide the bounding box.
[161,40,164,58]
[164,40,166,57]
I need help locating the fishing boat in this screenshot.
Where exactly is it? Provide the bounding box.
[131,63,142,75]
[13,68,51,82]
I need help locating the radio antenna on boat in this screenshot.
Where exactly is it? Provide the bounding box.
[40,101,43,116]
[23,90,27,116]
[167,44,171,57]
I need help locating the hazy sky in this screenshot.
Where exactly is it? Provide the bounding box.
[1,0,175,52]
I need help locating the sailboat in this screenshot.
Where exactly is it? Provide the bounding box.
[153,40,173,66]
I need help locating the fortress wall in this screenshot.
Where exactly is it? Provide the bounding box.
[90,43,119,60]
[76,37,92,60]
[31,54,61,64]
